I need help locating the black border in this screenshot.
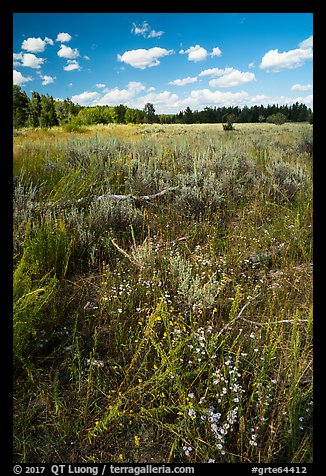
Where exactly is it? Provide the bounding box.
[2,1,320,472]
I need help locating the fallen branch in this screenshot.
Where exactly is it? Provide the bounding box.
[216,292,262,339]
[239,316,309,326]
[96,186,179,203]
[26,186,180,210]
[110,239,144,269]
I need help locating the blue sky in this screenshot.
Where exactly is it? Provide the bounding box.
[13,13,313,113]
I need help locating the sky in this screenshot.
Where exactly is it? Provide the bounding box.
[13,13,313,114]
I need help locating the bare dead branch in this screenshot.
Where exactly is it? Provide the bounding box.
[216,292,262,339]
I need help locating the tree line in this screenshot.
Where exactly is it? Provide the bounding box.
[13,85,313,129]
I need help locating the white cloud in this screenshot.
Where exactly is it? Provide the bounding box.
[260,37,313,72]
[248,62,255,69]
[13,69,33,85]
[20,53,45,69]
[71,91,101,106]
[40,75,56,85]
[168,76,198,86]
[181,89,249,109]
[56,32,72,43]
[180,45,222,62]
[291,83,313,91]
[57,44,80,59]
[63,60,80,71]
[131,90,180,113]
[180,45,208,62]
[96,83,106,89]
[208,68,256,88]
[299,35,313,49]
[211,47,222,57]
[99,81,146,105]
[98,88,134,105]
[21,36,53,53]
[126,81,146,94]
[83,55,90,60]
[249,93,313,108]
[131,21,164,39]
[13,52,23,66]
[117,47,173,69]
[198,68,223,77]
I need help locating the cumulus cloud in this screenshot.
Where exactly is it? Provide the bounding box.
[56,32,72,43]
[299,35,313,49]
[131,90,180,113]
[180,45,208,62]
[20,53,45,69]
[126,81,146,94]
[96,83,106,88]
[168,76,198,86]
[57,44,80,59]
[117,47,173,69]
[291,83,313,91]
[131,21,164,38]
[208,68,256,88]
[71,91,101,106]
[249,93,313,108]
[64,60,80,71]
[13,52,23,66]
[211,47,222,57]
[198,68,223,77]
[21,36,53,53]
[181,89,249,109]
[40,75,56,85]
[72,82,147,108]
[180,45,222,62]
[260,36,313,72]
[13,69,33,85]
[98,81,146,105]
[248,62,255,68]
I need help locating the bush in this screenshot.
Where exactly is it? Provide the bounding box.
[64,120,87,133]
[222,122,235,131]
[266,113,287,125]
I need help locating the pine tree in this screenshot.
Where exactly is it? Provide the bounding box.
[13,85,30,128]
[28,91,42,127]
[39,94,59,128]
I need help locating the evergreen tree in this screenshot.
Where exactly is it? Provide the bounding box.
[183,107,194,124]
[28,91,42,127]
[13,85,30,128]
[114,104,127,123]
[143,103,156,123]
[39,94,59,127]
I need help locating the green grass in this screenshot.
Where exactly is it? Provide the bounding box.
[13,122,313,463]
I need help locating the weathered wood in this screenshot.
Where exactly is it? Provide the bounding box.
[24,186,179,210]
[96,186,179,202]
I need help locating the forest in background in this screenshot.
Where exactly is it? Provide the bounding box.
[13,85,313,129]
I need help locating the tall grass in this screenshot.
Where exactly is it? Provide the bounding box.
[13,123,313,463]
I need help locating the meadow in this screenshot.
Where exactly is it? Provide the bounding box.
[13,122,313,464]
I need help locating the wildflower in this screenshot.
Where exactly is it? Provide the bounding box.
[188,393,195,399]
[182,446,192,457]
[134,435,140,446]
[188,408,196,419]
[208,459,215,463]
